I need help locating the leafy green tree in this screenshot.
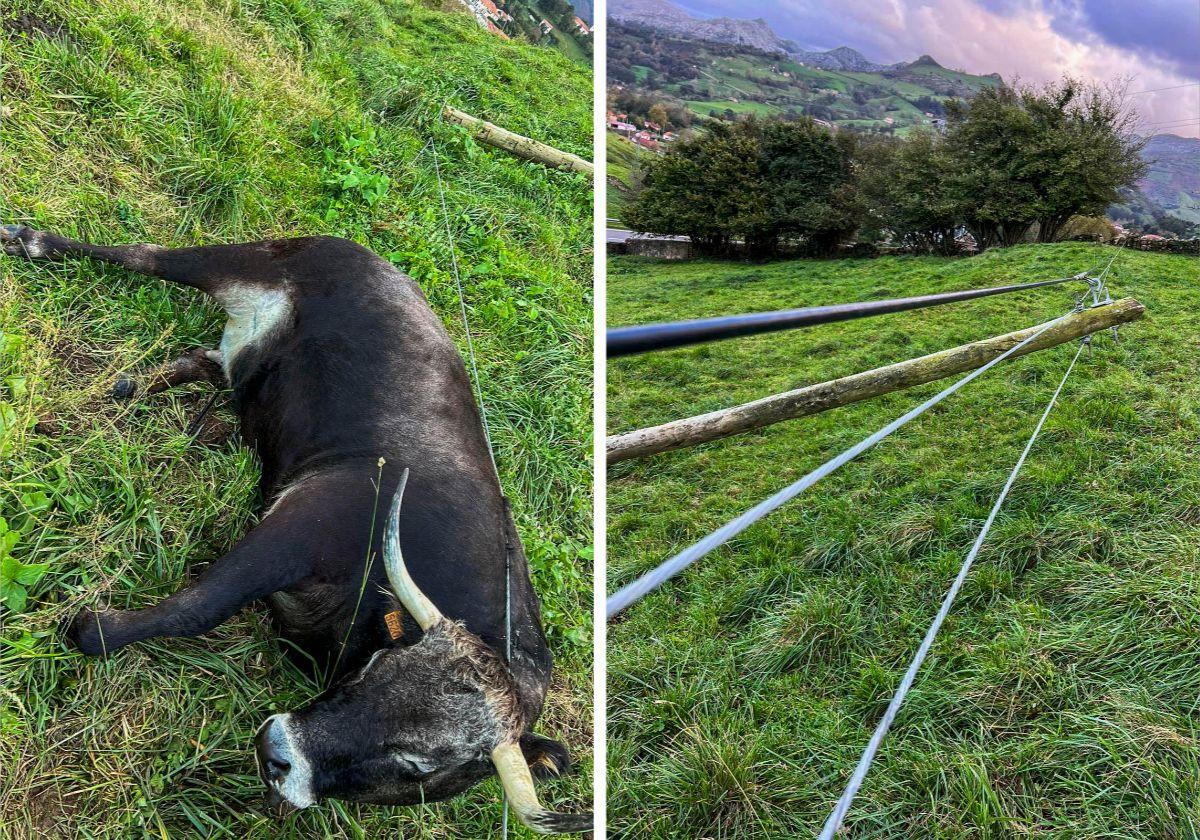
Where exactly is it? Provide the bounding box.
[624,122,765,255]
[944,79,1146,249]
[1157,214,1199,238]
[858,131,960,254]
[624,119,862,256]
[1023,80,1147,242]
[760,120,861,255]
[943,87,1042,248]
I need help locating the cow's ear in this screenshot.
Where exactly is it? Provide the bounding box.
[519,732,572,780]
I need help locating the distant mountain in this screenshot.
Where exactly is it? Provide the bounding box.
[573,0,592,24]
[609,0,796,53]
[1139,134,1200,222]
[1111,134,1200,228]
[609,0,1006,79]
[792,46,888,72]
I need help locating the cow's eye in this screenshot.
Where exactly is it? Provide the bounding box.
[393,752,436,777]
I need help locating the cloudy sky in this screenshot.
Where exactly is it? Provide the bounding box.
[675,0,1200,136]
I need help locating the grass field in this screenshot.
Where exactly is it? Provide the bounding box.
[607,243,1200,838]
[0,0,591,836]
[682,99,783,119]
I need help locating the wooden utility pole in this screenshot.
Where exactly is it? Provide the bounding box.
[607,298,1144,463]
[442,106,593,176]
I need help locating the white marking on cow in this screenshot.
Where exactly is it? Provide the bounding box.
[214,284,292,376]
[259,713,317,809]
[12,230,46,258]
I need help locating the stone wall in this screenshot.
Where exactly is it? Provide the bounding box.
[1117,236,1200,255]
[619,237,694,260]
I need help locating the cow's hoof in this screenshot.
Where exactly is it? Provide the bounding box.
[1,225,45,258]
[521,733,573,780]
[110,377,138,401]
[65,607,111,657]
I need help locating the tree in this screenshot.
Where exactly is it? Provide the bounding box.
[943,87,1042,248]
[943,79,1147,249]
[623,119,862,256]
[1024,80,1147,242]
[1157,214,1199,238]
[858,131,960,254]
[623,122,766,255]
[760,120,861,255]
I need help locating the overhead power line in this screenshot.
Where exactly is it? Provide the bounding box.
[1130,82,1200,95]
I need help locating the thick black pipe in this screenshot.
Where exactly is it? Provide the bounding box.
[607,273,1090,357]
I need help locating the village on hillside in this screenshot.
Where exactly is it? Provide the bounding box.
[457,0,591,58]
[606,110,678,152]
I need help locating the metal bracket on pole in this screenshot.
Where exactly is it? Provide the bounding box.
[1086,274,1120,343]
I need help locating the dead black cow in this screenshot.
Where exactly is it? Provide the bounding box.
[1,224,591,834]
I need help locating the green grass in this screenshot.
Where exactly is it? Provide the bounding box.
[605,132,646,221]
[606,243,1200,838]
[0,0,591,836]
[683,99,783,119]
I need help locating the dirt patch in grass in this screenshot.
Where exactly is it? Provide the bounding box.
[25,782,81,838]
[191,402,236,447]
[49,337,105,379]
[1,12,74,45]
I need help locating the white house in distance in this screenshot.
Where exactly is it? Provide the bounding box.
[457,0,513,36]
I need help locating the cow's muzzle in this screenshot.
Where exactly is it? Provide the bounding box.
[255,714,315,812]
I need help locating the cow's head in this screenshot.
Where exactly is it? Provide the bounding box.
[253,470,590,834]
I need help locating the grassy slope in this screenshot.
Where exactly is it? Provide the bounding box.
[0,0,591,836]
[607,244,1200,838]
[605,132,645,221]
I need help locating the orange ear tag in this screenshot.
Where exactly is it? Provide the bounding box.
[384,610,404,640]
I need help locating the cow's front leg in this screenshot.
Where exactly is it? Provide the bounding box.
[111,348,226,400]
[67,505,313,656]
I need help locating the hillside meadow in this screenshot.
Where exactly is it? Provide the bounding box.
[609,20,1000,132]
[607,244,1200,838]
[0,0,591,836]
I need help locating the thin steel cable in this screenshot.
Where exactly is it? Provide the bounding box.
[816,339,1086,840]
[428,128,511,838]
[1096,251,1118,283]
[606,308,1075,619]
[429,137,499,478]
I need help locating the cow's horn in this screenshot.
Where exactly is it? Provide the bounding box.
[491,741,593,834]
[383,469,444,631]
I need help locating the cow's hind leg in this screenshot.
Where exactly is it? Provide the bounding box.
[111,347,226,400]
[2,224,308,295]
[67,500,314,656]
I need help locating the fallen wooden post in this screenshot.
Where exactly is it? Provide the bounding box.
[607,298,1144,464]
[442,106,593,176]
